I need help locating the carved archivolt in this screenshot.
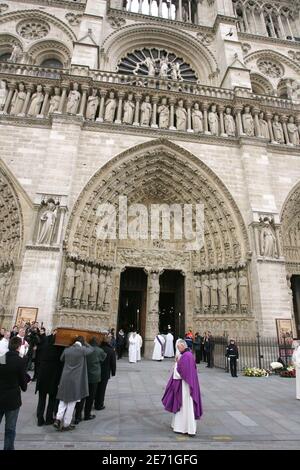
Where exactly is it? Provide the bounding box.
[281,181,300,267]
[101,24,219,86]
[64,139,250,271]
[250,72,274,95]
[244,50,300,75]
[27,40,72,67]
[0,34,23,58]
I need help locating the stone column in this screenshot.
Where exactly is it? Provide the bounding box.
[187,100,193,132]
[3,82,16,114]
[58,84,68,113]
[266,112,275,143]
[281,115,290,145]
[20,84,33,116]
[253,107,261,137]
[96,89,106,122]
[203,102,209,134]
[218,104,226,136]
[78,85,88,116]
[178,0,183,21]
[144,268,163,358]
[151,95,158,128]
[260,9,268,36]
[196,0,201,25]
[115,91,125,124]
[169,97,176,130]
[277,13,285,39]
[133,93,142,126]
[39,85,51,118]
[234,106,244,136]
[158,0,163,17]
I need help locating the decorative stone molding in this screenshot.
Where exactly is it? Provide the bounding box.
[244,50,300,74]
[27,40,72,67]
[281,182,300,270]
[257,59,284,79]
[107,15,126,29]
[0,4,9,14]
[17,20,50,41]
[288,51,300,65]
[65,12,83,26]
[196,32,213,46]
[241,43,251,55]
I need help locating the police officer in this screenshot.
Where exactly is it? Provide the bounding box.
[226,339,239,377]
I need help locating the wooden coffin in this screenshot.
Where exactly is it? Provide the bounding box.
[54,327,105,347]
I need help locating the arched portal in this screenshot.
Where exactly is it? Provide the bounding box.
[281,182,300,336]
[57,139,253,355]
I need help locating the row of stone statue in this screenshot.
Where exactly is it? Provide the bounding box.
[1,81,299,144]
[194,270,249,314]
[62,262,113,311]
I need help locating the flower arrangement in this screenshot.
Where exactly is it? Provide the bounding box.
[243,367,269,377]
[270,362,284,370]
[280,366,296,378]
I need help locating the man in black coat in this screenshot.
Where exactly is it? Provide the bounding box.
[35,333,64,426]
[94,334,116,410]
[0,336,29,450]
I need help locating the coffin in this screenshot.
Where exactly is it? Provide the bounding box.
[54,327,105,347]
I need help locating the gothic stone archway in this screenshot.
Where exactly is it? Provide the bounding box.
[57,139,253,356]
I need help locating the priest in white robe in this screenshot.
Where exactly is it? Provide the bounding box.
[292,340,300,399]
[164,331,175,358]
[128,332,138,363]
[152,333,165,361]
[136,332,143,361]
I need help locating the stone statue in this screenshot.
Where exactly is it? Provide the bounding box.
[149,271,160,313]
[48,87,61,114]
[208,104,219,136]
[123,93,135,125]
[242,106,254,136]
[201,274,210,310]
[210,273,218,310]
[227,271,237,310]
[140,95,152,126]
[3,265,14,305]
[66,82,81,114]
[27,85,44,117]
[287,116,299,145]
[224,107,236,136]
[97,268,107,309]
[86,88,99,120]
[10,44,22,63]
[81,266,91,307]
[272,115,284,143]
[10,83,26,115]
[258,112,269,140]
[194,274,201,312]
[260,217,276,257]
[218,272,228,312]
[238,270,248,310]
[133,57,156,77]
[192,103,203,133]
[0,80,7,111]
[73,264,85,306]
[159,57,169,79]
[62,261,75,306]
[104,91,117,122]
[175,99,187,131]
[88,266,99,309]
[103,270,113,311]
[157,97,169,129]
[37,198,58,245]
[170,62,182,81]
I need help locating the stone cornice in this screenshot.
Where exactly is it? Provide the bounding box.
[238,32,300,50]
[26,244,61,252]
[8,0,86,11]
[212,14,238,32]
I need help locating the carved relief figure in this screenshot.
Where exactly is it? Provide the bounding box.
[10,83,26,115]
[88,267,99,309]
[218,272,228,312]
[133,56,156,77]
[175,99,187,131]
[66,82,81,114]
[48,87,61,114]
[81,266,91,307]
[260,217,276,257]
[287,116,299,145]
[86,88,99,120]
[208,104,219,136]
[123,93,135,124]
[104,91,117,122]
[272,115,284,143]
[201,274,210,311]
[210,273,218,310]
[258,111,269,140]
[73,264,84,307]
[192,103,203,133]
[37,198,58,245]
[62,261,75,307]
[157,97,169,128]
[97,268,107,309]
[227,271,237,311]
[224,107,236,136]
[0,80,7,111]
[140,95,152,126]
[159,57,169,79]
[238,270,248,311]
[242,106,254,136]
[149,271,160,313]
[103,270,113,311]
[10,44,22,63]
[194,274,201,312]
[27,85,44,117]
[170,62,182,81]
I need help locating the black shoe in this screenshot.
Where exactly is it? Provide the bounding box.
[62,424,75,431]
[74,418,82,425]
[45,419,54,425]
[53,419,61,429]
[84,414,96,421]
[95,405,105,411]
[37,417,45,427]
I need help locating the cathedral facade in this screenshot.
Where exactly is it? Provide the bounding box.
[0,0,300,356]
